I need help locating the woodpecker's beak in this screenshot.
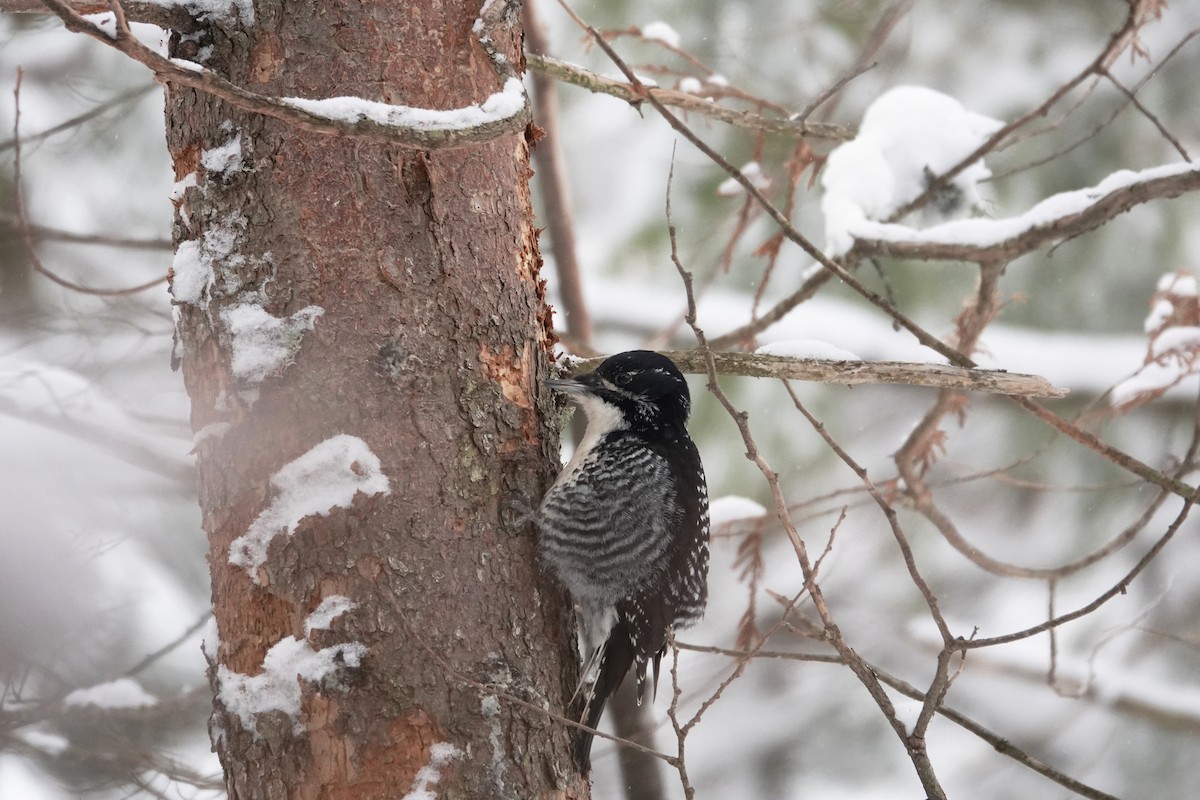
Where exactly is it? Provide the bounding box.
[546,372,601,395]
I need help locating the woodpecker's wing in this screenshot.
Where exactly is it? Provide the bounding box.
[620,432,710,699]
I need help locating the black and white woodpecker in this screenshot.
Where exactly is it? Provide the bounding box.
[537,350,710,770]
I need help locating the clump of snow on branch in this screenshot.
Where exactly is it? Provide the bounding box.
[202,133,243,175]
[401,742,462,800]
[169,57,205,73]
[64,678,157,709]
[305,595,357,635]
[717,162,771,197]
[1112,270,1200,412]
[229,435,390,581]
[283,77,525,132]
[81,12,116,38]
[678,76,703,94]
[18,731,70,756]
[709,496,768,528]
[821,86,1002,256]
[641,21,681,49]
[756,339,861,361]
[216,632,366,734]
[221,303,323,383]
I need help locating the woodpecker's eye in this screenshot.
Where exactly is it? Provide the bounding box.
[615,372,635,386]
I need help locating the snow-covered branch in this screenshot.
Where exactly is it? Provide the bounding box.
[848,161,1200,263]
[38,0,531,150]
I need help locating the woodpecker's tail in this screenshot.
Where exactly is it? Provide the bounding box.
[574,619,636,772]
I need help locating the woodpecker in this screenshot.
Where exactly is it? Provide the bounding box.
[538,350,710,771]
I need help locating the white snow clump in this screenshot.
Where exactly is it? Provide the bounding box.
[229,434,390,581]
[221,303,323,383]
[641,21,681,48]
[64,678,158,709]
[202,133,243,175]
[401,742,463,800]
[709,496,768,527]
[820,86,1002,256]
[305,595,357,635]
[717,161,771,197]
[756,339,861,361]
[284,77,525,132]
[217,634,366,734]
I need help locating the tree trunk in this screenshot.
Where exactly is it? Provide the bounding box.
[165,2,586,797]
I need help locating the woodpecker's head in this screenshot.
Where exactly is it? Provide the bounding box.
[548,350,691,432]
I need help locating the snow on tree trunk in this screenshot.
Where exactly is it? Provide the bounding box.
[164,3,585,797]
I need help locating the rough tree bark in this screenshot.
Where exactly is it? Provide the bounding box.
[165,2,585,797]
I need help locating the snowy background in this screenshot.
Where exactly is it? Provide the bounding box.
[3,1,1200,798]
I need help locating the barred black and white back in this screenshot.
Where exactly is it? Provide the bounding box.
[537,350,710,771]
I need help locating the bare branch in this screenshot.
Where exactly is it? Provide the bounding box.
[962,493,1194,650]
[810,0,912,122]
[568,350,1067,398]
[0,210,172,251]
[1100,67,1191,162]
[525,53,852,141]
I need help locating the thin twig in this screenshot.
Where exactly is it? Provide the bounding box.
[962,494,1194,650]
[993,27,1200,181]
[691,641,1120,800]
[0,83,156,152]
[811,0,912,122]
[0,210,173,251]
[124,611,212,677]
[11,70,168,297]
[1101,67,1191,162]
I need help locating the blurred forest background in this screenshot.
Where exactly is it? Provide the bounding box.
[2,1,1199,798]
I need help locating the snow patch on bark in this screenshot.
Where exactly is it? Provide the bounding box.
[401,742,462,800]
[216,635,366,734]
[221,303,323,383]
[229,435,390,582]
